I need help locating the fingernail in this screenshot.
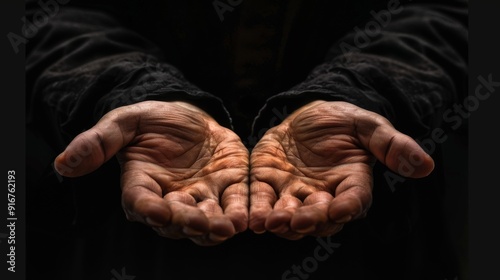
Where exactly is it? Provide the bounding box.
[183,226,205,236]
[53,161,71,176]
[208,233,229,243]
[336,215,352,224]
[146,217,163,227]
[295,225,316,234]
[253,230,266,234]
[269,224,290,234]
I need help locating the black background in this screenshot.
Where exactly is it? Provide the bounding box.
[1,0,498,279]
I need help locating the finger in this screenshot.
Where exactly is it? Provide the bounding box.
[120,173,172,227]
[357,116,435,178]
[182,197,237,246]
[221,181,249,233]
[154,196,212,240]
[266,195,302,234]
[164,191,211,235]
[197,198,235,242]
[328,173,373,223]
[290,191,333,234]
[123,172,211,239]
[188,233,229,246]
[54,108,139,177]
[249,180,277,234]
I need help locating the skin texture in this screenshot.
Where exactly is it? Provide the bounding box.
[248,101,435,240]
[54,101,249,246]
[54,100,434,245]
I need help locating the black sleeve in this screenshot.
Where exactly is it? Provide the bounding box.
[251,0,468,141]
[25,1,233,147]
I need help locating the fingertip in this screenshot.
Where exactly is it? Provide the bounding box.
[419,153,435,177]
[209,217,236,237]
[125,194,172,226]
[52,145,100,178]
[248,213,268,234]
[248,212,266,234]
[228,212,249,233]
[53,156,64,176]
[208,233,230,244]
[53,153,75,177]
[293,224,317,234]
[173,207,210,233]
[265,210,292,231]
[182,226,206,236]
[328,199,359,222]
[143,205,173,226]
[146,217,164,227]
[223,201,249,233]
[404,149,436,178]
[290,209,324,233]
[333,215,352,224]
[248,203,273,234]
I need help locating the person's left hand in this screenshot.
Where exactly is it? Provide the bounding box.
[249,100,435,240]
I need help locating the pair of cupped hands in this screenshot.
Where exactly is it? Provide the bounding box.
[54,100,434,246]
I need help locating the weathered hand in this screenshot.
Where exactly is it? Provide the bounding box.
[249,101,434,240]
[54,101,249,246]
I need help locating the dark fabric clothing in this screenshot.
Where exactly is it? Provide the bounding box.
[25,0,468,279]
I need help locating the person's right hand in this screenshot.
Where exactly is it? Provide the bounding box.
[54,101,249,246]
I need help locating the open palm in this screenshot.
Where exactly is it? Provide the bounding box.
[249,101,434,240]
[54,101,249,246]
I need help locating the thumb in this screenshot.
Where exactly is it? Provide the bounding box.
[54,110,139,177]
[359,120,435,178]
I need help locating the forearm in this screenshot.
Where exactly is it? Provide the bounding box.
[251,0,468,140]
[26,4,232,146]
